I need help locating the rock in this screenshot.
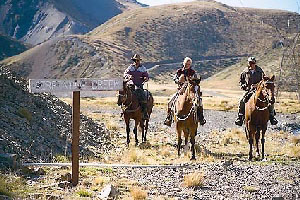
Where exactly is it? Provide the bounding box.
[98,184,119,199]
[58,181,71,189]
[35,167,46,175]
[60,173,72,182]
[0,154,18,169]
[0,195,12,200]
[45,194,61,200]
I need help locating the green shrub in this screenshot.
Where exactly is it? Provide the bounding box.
[18,107,32,122]
[76,189,92,197]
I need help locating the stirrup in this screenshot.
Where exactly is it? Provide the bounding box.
[142,113,149,120]
[164,118,172,127]
[270,117,278,125]
[199,118,206,126]
[235,118,243,126]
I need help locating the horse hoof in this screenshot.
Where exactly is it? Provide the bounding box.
[190,157,196,161]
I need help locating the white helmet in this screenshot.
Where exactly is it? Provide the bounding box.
[248,57,256,63]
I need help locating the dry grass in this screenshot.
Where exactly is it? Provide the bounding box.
[130,186,148,200]
[93,176,110,186]
[243,185,259,192]
[183,171,205,188]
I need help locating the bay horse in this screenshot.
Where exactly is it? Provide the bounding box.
[117,81,154,146]
[174,78,201,160]
[245,75,275,160]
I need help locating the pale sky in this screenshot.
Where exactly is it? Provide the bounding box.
[138,0,300,13]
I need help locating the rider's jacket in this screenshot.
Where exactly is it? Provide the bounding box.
[240,65,265,91]
[174,67,196,86]
[124,64,149,87]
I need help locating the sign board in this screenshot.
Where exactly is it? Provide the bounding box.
[29,79,123,93]
[28,78,123,186]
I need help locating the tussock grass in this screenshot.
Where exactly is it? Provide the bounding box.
[0,175,28,198]
[53,154,69,163]
[183,171,205,188]
[130,186,147,200]
[18,107,32,122]
[243,185,259,192]
[76,189,92,197]
[291,135,300,145]
[93,176,110,186]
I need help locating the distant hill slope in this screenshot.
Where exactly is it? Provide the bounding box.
[0,34,29,60]
[0,0,143,45]
[0,66,113,162]
[1,1,300,80]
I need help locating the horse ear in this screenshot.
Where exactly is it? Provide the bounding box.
[270,75,275,81]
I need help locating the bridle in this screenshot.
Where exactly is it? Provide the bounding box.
[119,84,140,113]
[255,80,274,111]
[175,80,200,122]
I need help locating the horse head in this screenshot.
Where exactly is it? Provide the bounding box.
[256,75,275,106]
[187,77,201,106]
[262,75,275,102]
[117,81,134,106]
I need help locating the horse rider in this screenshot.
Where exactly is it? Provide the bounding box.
[235,57,278,126]
[164,57,206,126]
[123,54,149,120]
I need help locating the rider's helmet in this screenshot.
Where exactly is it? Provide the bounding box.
[247,57,256,64]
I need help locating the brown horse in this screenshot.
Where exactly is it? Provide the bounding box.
[245,75,275,160]
[117,81,154,146]
[174,78,201,160]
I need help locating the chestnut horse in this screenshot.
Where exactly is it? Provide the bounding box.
[245,75,275,160]
[118,81,154,146]
[174,78,201,160]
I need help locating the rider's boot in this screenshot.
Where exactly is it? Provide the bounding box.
[269,104,278,125]
[164,108,172,127]
[197,106,206,125]
[235,100,245,126]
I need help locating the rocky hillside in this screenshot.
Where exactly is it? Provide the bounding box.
[0,66,113,162]
[0,0,143,45]
[0,34,29,61]
[1,1,300,80]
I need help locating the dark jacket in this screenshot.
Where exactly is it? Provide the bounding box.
[174,67,196,85]
[240,65,265,91]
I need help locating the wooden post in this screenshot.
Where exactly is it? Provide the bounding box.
[28,78,122,186]
[72,91,80,186]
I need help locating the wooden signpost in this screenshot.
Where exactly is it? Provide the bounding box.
[29,78,122,186]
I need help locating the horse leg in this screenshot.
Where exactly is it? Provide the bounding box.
[134,120,138,146]
[261,127,267,160]
[144,119,149,142]
[248,124,255,161]
[177,124,182,157]
[140,119,145,143]
[183,130,189,154]
[255,128,261,159]
[125,118,130,146]
[190,131,196,160]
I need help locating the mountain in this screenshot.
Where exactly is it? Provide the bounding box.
[0,34,29,60]
[0,0,144,45]
[0,65,113,162]
[1,1,300,80]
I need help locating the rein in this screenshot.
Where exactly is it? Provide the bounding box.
[255,82,272,111]
[175,82,198,123]
[121,86,141,113]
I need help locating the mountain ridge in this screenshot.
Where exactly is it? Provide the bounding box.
[1,1,299,82]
